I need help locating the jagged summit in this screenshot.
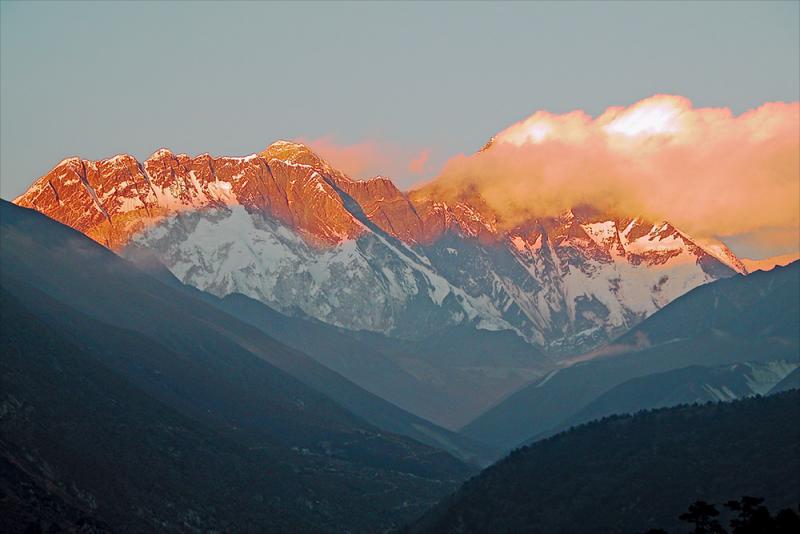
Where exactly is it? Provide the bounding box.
[13,140,745,352]
[147,147,178,161]
[259,139,350,180]
[261,139,319,162]
[14,143,368,247]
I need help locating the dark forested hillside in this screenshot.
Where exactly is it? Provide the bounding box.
[414,392,800,534]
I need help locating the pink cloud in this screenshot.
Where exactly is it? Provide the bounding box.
[424,95,800,246]
[295,136,391,179]
[408,149,430,174]
[296,136,436,188]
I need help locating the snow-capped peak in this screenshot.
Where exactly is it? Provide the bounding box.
[14,141,747,353]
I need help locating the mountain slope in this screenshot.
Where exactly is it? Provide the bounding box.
[462,262,800,451]
[1,289,326,532]
[127,247,552,429]
[348,325,553,428]
[0,200,485,532]
[542,359,798,440]
[210,292,456,425]
[13,141,744,356]
[769,366,800,394]
[212,293,518,431]
[413,392,800,534]
[124,253,495,451]
[615,261,800,345]
[0,199,486,464]
[2,287,477,531]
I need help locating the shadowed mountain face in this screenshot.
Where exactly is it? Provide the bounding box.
[2,290,324,532]
[413,392,800,534]
[770,366,800,394]
[0,200,480,532]
[14,141,743,357]
[462,262,800,451]
[0,199,487,463]
[536,359,798,442]
[200,291,549,431]
[128,252,505,442]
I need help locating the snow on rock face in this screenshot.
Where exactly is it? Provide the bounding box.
[125,200,740,351]
[701,360,800,402]
[14,142,746,353]
[127,205,510,337]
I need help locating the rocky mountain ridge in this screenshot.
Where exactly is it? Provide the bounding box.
[14,140,745,353]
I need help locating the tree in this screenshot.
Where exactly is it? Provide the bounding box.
[725,496,771,533]
[773,506,800,533]
[679,500,726,534]
[651,497,800,533]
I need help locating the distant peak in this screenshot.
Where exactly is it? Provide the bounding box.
[260,140,336,174]
[266,139,308,150]
[106,153,138,165]
[55,156,82,167]
[148,148,175,160]
[261,140,317,159]
[363,175,394,183]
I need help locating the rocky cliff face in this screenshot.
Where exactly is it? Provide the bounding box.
[16,143,365,248]
[14,140,745,354]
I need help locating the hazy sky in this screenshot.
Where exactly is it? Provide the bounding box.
[1,1,798,255]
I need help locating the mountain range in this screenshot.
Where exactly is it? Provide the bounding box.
[14,140,744,354]
[11,140,751,427]
[3,138,798,531]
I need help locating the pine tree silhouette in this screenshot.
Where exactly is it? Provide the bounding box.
[773,506,800,533]
[725,496,770,533]
[679,500,725,534]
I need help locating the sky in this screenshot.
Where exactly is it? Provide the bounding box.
[1,1,798,258]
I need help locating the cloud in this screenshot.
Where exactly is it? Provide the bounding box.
[297,136,434,186]
[408,149,430,175]
[295,136,392,179]
[421,95,799,247]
